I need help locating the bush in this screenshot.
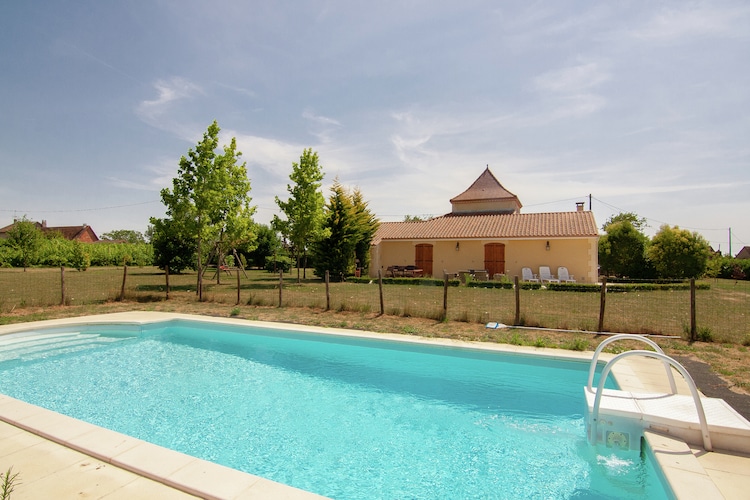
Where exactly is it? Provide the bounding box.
[265,255,292,273]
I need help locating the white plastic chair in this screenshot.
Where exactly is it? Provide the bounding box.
[539,266,560,283]
[521,267,539,282]
[557,266,576,283]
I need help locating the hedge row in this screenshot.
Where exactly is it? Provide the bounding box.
[348,276,710,293]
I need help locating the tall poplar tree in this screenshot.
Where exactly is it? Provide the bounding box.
[273,148,326,281]
[151,120,255,298]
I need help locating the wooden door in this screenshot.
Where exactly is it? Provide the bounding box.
[415,244,433,276]
[484,243,505,277]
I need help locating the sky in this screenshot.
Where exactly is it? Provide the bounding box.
[1,1,748,254]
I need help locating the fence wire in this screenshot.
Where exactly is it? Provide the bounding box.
[1,267,748,343]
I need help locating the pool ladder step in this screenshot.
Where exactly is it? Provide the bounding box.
[584,334,750,454]
[0,332,127,362]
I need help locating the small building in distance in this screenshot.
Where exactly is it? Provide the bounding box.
[370,167,599,282]
[0,219,99,242]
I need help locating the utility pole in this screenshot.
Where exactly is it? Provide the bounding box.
[729,228,732,257]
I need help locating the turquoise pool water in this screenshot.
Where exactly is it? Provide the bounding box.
[0,320,670,499]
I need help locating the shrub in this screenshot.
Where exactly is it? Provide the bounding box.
[265,255,292,273]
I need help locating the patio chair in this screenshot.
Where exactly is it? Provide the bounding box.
[521,267,539,282]
[539,266,560,283]
[557,266,576,283]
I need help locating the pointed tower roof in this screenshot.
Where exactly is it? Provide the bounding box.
[449,167,522,215]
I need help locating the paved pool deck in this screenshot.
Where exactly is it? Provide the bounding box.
[0,312,749,499]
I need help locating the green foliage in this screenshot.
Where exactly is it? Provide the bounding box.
[647,225,712,279]
[311,180,377,281]
[101,229,147,244]
[602,212,648,233]
[273,148,326,277]
[1,466,20,500]
[264,255,292,273]
[705,255,750,280]
[150,217,197,273]
[240,224,283,269]
[152,120,255,278]
[69,241,90,271]
[599,219,654,278]
[6,217,42,270]
[351,188,379,273]
[347,276,460,286]
[467,281,514,289]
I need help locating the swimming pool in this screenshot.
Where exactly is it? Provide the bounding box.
[0,317,671,499]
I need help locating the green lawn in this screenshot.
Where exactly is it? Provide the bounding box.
[1,267,748,344]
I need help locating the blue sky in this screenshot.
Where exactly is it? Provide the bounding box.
[1,1,748,254]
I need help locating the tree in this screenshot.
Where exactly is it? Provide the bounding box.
[602,212,648,233]
[151,121,255,295]
[647,225,712,279]
[101,230,147,244]
[273,148,326,281]
[239,223,283,269]
[598,220,652,278]
[312,180,359,280]
[150,217,197,274]
[312,181,379,280]
[350,187,379,273]
[6,217,42,271]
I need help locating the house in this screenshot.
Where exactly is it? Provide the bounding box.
[736,247,750,260]
[369,168,599,282]
[0,219,99,242]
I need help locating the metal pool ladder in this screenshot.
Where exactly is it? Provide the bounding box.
[585,334,713,452]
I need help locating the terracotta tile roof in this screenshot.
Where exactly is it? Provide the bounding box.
[373,211,598,244]
[449,167,521,205]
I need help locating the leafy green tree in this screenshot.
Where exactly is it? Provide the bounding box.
[6,217,42,271]
[598,219,652,278]
[312,180,379,280]
[151,121,255,295]
[150,217,198,274]
[239,223,283,269]
[273,148,326,281]
[350,187,379,273]
[101,230,147,244]
[312,180,359,280]
[647,225,712,279]
[69,240,90,271]
[602,212,648,233]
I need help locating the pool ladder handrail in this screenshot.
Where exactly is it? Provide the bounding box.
[589,349,713,452]
[587,334,677,395]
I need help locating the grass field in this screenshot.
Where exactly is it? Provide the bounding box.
[1,266,749,392]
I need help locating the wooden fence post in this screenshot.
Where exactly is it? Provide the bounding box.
[690,278,697,342]
[119,265,128,301]
[443,272,449,320]
[378,269,384,316]
[236,268,241,305]
[60,266,66,306]
[514,275,520,325]
[165,265,170,300]
[598,276,607,333]
[325,271,330,311]
[278,270,283,307]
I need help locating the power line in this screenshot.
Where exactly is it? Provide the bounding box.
[0,200,161,213]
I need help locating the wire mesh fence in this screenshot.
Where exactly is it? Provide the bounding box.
[1,267,748,343]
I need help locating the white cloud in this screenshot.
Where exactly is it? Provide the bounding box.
[136,77,203,128]
[533,62,610,94]
[632,2,750,41]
